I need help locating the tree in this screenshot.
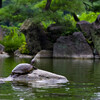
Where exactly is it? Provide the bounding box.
[0,0,2,8]
[45,0,52,10]
[83,0,100,12]
[44,0,80,21]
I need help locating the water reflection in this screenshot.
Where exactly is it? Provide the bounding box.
[92,59,100,86]
[37,59,95,83]
[11,82,97,100]
[0,57,5,77]
[36,58,53,72]
[53,59,94,83]
[1,57,100,99]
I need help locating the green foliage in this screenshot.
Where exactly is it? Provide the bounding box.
[61,14,77,35]
[86,38,92,44]
[34,0,46,9]
[51,0,85,13]
[0,26,25,52]
[0,0,35,26]
[41,21,55,29]
[40,13,77,35]
[19,42,30,54]
[33,9,77,35]
[0,0,87,26]
[0,0,99,53]
[84,0,100,12]
[34,0,86,13]
[79,12,100,23]
[93,0,100,12]
[31,0,84,35]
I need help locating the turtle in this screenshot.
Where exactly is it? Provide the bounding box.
[11,59,37,78]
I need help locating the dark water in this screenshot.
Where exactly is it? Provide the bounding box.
[0,57,100,100]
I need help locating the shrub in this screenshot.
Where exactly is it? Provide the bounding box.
[79,12,100,23]
[41,21,55,30]
[0,2,34,26]
[0,26,26,53]
[19,42,30,54]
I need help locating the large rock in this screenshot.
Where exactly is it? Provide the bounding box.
[14,49,33,58]
[31,50,53,64]
[0,53,9,58]
[0,44,9,57]
[20,19,53,55]
[53,32,93,58]
[32,50,52,60]
[0,69,68,87]
[76,21,92,39]
[12,69,68,82]
[47,24,65,43]
[90,15,100,55]
[76,15,100,58]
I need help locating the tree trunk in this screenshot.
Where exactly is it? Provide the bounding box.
[45,0,52,10]
[0,0,2,8]
[72,13,80,22]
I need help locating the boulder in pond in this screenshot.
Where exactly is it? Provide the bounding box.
[14,49,33,58]
[12,69,68,85]
[0,44,9,57]
[47,24,65,43]
[90,15,100,56]
[31,50,53,63]
[76,21,92,39]
[76,15,100,58]
[20,19,53,55]
[53,32,93,58]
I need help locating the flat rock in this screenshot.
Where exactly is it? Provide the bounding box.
[0,69,68,88]
[12,69,68,88]
[32,50,53,60]
[53,32,93,58]
[0,52,9,58]
[13,69,68,83]
[14,49,33,58]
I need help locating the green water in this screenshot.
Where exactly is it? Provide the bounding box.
[0,57,100,100]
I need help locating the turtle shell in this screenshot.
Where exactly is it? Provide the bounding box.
[12,63,33,75]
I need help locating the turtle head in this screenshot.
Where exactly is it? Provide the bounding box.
[31,58,36,65]
[31,58,38,70]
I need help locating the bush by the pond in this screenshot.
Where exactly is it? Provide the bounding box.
[19,42,30,54]
[0,0,35,26]
[79,12,100,23]
[0,26,26,53]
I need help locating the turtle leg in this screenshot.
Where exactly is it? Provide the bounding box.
[11,74,20,78]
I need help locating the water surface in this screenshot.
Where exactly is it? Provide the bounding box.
[0,57,100,100]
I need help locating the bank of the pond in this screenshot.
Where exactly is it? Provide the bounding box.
[18,15,100,59]
[1,15,100,59]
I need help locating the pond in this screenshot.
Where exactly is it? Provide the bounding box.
[0,57,100,100]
